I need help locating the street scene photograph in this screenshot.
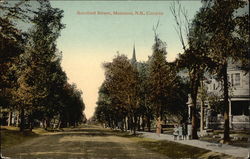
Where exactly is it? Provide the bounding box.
[0,0,249,158]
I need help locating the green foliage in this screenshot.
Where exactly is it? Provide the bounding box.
[148,36,168,118]
[137,62,153,121]
[208,93,224,114]
[103,54,140,112]
[60,83,85,127]
[102,54,140,132]
[174,0,249,141]
[95,36,190,131]
[0,1,30,109]
[201,0,248,142]
[95,82,115,125]
[0,1,86,130]
[201,0,248,75]
[148,36,183,119]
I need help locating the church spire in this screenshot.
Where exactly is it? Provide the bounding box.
[131,43,137,65]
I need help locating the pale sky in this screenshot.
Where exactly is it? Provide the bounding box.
[51,1,202,119]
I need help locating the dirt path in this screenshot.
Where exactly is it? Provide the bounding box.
[2,126,167,159]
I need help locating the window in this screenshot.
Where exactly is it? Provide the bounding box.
[231,101,249,116]
[231,73,241,87]
[234,73,240,86]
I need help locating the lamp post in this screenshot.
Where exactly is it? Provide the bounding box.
[186,94,194,122]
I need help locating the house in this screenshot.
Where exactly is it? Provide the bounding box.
[205,61,250,130]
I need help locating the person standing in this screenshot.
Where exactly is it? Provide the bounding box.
[156,117,162,136]
[173,124,179,140]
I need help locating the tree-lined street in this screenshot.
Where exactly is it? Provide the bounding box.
[2,125,238,159]
[1,0,249,158]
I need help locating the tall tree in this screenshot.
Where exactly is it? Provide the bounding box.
[0,1,34,129]
[201,0,248,143]
[60,83,85,128]
[14,0,65,131]
[0,1,86,130]
[95,82,116,128]
[0,1,30,111]
[171,1,214,139]
[103,54,140,134]
[164,63,189,121]
[137,62,153,132]
[148,34,180,132]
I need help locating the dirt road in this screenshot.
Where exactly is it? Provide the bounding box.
[2,125,167,159]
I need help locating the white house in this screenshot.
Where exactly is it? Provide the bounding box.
[206,61,250,130]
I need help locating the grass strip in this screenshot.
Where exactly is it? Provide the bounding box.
[0,126,47,149]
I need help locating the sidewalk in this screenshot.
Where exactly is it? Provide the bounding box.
[139,131,250,158]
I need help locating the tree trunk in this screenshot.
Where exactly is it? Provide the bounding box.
[147,115,151,132]
[222,63,230,143]
[121,119,124,131]
[133,115,136,135]
[128,115,133,131]
[142,115,145,131]
[200,80,205,136]
[136,116,140,131]
[29,115,34,131]
[122,117,125,131]
[19,108,25,132]
[191,107,198,139]
[124,117,127,131]
[137,116,140,131]
[8,111,12,126]
[28,112,34,131]
[16,113,19,127]
[44,120,47,130]
[190,68,199,139]
[108,117,111,128]
[57,121,61,129]
[200,100,204,134]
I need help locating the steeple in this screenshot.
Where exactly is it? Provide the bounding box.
[131,43,137,65]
